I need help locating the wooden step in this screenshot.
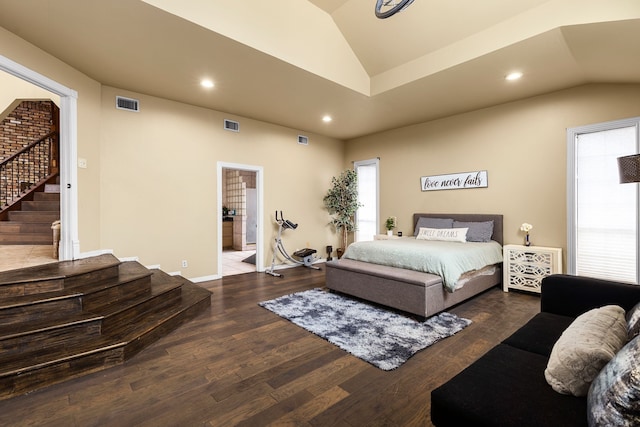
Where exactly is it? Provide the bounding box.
[0,222,52,233]
[0,281,211,400]
[0,254,212,401]
[0,261,150,326]
[97,273,183,335]
[0,253,121,296]
[119,280,212,359]
[44,183,60,193]
[71,261,153,310]
[0,336,126,400]
[0,233,53,245]
[7,211,59,223]
[0,290,84,327]
[0,312,103,357]
[33,192,60,202]
[21,200,60,211]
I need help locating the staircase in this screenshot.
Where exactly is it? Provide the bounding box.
[0,253,211,400]
[0,179,60,245]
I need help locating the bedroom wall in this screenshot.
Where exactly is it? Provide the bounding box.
[0,72,60,114]
[0,25,346,278]
[99,86,344,278]
[344,83,640,267]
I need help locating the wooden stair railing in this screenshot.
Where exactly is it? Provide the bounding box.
[0,130,59,218]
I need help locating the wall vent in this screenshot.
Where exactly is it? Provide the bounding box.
[224,119,239,132]
[297,135,309,145]
[116,96,140,112]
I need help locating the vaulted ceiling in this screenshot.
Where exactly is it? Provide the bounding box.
[0,0,639,139]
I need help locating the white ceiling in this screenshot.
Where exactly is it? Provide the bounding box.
[0,0,639,140]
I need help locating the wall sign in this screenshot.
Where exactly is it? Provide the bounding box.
[420,170,488,191]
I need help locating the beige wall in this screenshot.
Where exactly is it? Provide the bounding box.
[1,26,345,278]
[345,83,640,268]
[4,22,640,278]
[100,86,343,277]
[0,72,60,117]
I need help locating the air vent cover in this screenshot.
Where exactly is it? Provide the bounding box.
[298,135,309,145]
[116,96,140,112]
[224,119,239,132]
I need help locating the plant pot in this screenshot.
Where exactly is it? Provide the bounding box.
[387,230,393,236]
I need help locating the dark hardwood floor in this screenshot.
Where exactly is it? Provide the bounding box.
[0,265,540,426]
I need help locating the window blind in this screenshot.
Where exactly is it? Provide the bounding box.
[574,125,638,283]
[355,160,379,242]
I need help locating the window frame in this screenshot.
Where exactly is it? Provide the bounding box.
[354,158,380,242]
[567,116,640,283]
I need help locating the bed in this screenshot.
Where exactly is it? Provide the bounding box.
[325,213,503,318]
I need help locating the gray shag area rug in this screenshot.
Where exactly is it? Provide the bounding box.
[259,288,472,370]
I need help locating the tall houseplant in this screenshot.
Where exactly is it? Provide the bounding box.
[324,169,361,256]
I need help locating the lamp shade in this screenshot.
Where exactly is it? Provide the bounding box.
[618,154,640,183]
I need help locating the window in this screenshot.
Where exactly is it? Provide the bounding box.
[354,158,379,242]
[567,118,640,283]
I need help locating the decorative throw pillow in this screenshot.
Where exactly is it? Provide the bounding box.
[544,305,628,396]
[587,334,640,426]
[416,227,468,243]
[626,301,640,339]
[413,217,453,236]
[452,220,494,242]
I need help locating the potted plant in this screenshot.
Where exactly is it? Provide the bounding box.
[385,216,396,236]
[323,169,361,258]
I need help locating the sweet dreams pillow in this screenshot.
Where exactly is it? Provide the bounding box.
[416,227,468,243]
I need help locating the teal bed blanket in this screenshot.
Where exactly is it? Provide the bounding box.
[342,238,503,292]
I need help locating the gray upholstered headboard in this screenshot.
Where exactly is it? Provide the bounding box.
[412,213,504,245]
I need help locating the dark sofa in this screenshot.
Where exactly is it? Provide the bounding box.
[431,274,640,426]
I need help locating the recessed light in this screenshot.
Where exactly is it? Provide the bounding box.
[505,72,523,81]
[322,115,332,123]
[201,79,214,88]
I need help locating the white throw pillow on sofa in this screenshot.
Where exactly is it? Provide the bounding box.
[545,305,628,397]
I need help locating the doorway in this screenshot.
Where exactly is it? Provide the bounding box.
[0,55,79,261]
[217,162,263,277]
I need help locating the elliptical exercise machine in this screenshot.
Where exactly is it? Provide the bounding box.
[265,211,319,277]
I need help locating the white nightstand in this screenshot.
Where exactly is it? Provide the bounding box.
[503,244,562,293]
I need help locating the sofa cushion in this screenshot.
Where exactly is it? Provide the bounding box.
[544,305,627,397]
[431,344,587,427]
[587,334,640,426]
[502,312,574,357]
[626,301,640,339]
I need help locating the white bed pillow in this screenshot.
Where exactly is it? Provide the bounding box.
[416,227,468,242]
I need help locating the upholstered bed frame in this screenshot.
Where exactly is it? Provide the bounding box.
[325,213,503,318]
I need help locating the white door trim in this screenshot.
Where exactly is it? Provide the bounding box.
[217,162,264,276]
[0,54,79,260]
